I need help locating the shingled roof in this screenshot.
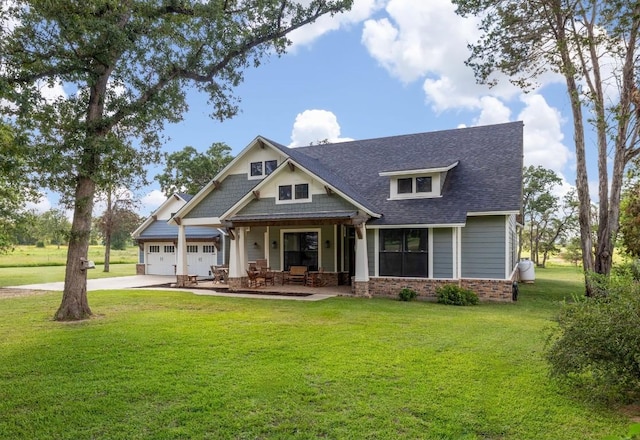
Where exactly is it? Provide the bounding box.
[280,122,524,226]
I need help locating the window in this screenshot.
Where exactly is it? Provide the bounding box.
[265,160,278,175]
[278,183,310,202]
[295,183,308,199]
[250,159,278,178]
[149,245,160,253]
[279,185,292,200]
[203,245,216,253]
[250,161,263,177]
[164,245,175,253]
[397,178,413,194]
[379,229,428,277]
[283,231,318,271]
[416,176,432,193]
[187,245,198,253]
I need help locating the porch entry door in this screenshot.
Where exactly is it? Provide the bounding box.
[283,232,318,271]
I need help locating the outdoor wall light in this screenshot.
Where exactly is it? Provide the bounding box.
[253,242,259,249]
[271,240,278,249]
[325,240,331,249]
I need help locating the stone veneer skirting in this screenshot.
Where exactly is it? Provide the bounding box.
[351,277,515,302]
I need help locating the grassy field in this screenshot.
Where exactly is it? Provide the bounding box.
[0,265,635,439]
[0,263,138,287]
[0,245,138,267]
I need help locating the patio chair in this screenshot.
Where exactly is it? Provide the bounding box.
[211,265,228,284]
[246,269,264,288]
[284,266,307,285]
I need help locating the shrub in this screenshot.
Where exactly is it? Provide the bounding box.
[435,284,479,306]
[35,241,45,248]
[546,272,640,402]
[398,287,418,302]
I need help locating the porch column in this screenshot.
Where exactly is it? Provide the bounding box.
[227,227,247,291]
[176,224,188,287]
[353,224,370,297]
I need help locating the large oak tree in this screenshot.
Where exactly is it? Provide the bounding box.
[454,0,640,294]
[0,0,352,320]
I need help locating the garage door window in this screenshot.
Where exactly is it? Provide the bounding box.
[164,245,175,253]
[149,245,160,253]
[203,245,215,253]
[187,245,198,253]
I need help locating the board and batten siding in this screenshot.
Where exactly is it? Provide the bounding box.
[461,216,506,279]
[432,228,453,278]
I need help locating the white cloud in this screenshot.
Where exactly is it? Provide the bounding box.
[289,109,353,147]
[361,0,561,112]
[473,96,512,126]
[140,190,167,217]
[518,94,572,174]
[288,0,385,49]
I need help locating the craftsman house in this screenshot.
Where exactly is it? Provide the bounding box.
[132,193,226,276]
[168,122,523,300]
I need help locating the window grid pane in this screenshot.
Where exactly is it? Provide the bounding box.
[265,160,278,175]
[295,183,309,199]
[379,229,428,277]
[397,178,413,194]
[279,185,292,200]
[250,162,262,176]
[416,176,432,193]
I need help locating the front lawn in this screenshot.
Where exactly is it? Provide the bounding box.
[0,263,137,287]
[0,265,633,439]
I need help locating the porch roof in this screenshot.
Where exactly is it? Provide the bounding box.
[226,211,365,227]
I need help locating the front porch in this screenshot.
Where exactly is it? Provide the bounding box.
[174,277,353,297]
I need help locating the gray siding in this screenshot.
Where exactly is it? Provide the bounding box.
[238,193,356,216]
[266,226,335,271]
[367,229,375,275]
[433,228,453,278]
[246,226,267,262]
[320,225,335,271]
[461,216,506,279]
[219,235,228,266]
[508,214,518,273]
[185,174,258,219]
[268,227,281,270]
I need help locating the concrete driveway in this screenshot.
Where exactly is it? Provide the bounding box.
[7,275,336,301]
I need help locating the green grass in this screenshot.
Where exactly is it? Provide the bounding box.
[0,245,138,267]
[0,263,137,287]
[0,265,633,439]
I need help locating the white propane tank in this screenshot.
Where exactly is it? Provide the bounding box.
[518,258,535,283]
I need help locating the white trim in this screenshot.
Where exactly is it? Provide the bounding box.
[368,223,466,229]
[505,215,510,279]
[457,227,462,279]
[172,136,285,221]
[179,217,221,226]
[467,210,519,216]
[274,183,312,205]
[378,161,459,176]
[220,158,381,221]
[428,228,433,278]
[452,228,457,279]
[373,228,379,277]
[133,193,189,238]
[333,225,338,272]
[389,174,441,199]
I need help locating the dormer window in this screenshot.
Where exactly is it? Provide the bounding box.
[380,161,458,200]
[249,159,278,179]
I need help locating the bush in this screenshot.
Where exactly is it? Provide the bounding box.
[35,241,45,248]
[435,284,479,306]
[546,272,640,402]
[398,287,418,302]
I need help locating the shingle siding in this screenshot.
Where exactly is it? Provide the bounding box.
[185,174,258,219]
[433,228,453,278]
[237,194,356,216]
[461,216,506,279]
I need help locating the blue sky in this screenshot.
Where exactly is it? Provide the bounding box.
[33,0,583,217]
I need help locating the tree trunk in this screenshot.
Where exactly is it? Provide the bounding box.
[54,176,95,321]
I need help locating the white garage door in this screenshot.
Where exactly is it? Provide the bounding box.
[187,243,217,277]
[146,243,176,275]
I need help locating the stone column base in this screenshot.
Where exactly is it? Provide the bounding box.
[136,264,146,275]
[228,277,244,291]
[176,275,198,288]
[352,280,371,298]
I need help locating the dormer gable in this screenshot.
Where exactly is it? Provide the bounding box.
[379,161,458,200]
